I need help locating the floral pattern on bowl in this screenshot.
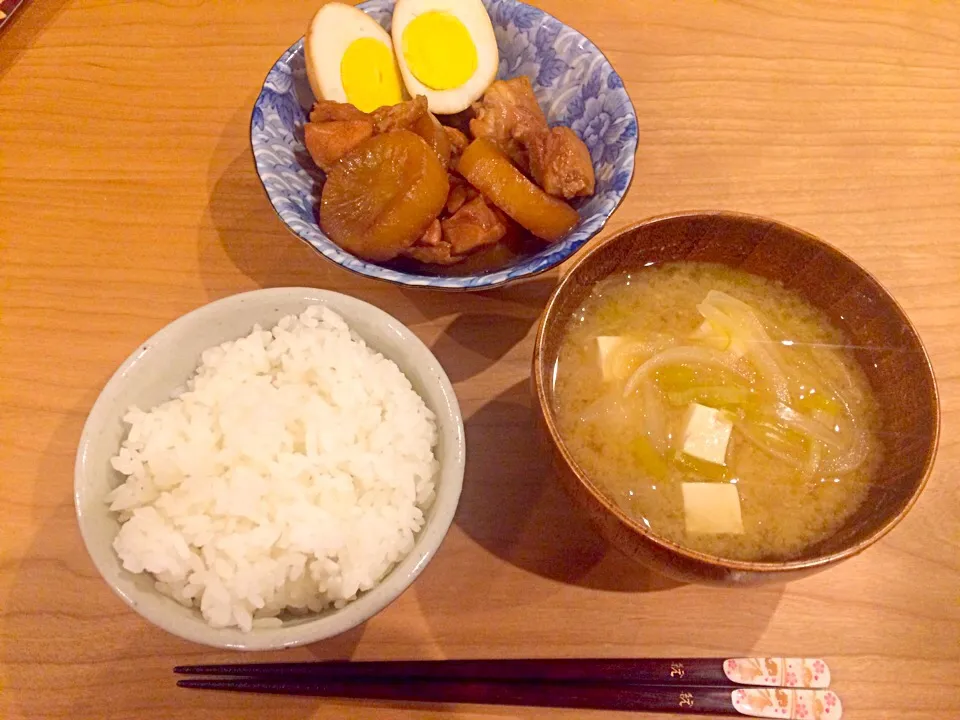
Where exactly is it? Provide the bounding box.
[250,0,637,290]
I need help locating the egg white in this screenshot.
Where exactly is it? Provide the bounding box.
[391,0,499,115]
[305,2,402,105]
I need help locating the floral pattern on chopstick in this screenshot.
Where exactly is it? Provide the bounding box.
[732,689,842,720]
[724,658,830,689]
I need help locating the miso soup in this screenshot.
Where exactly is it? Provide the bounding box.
[552,263,882,561]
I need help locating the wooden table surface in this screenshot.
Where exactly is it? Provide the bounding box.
[2,1,959,718]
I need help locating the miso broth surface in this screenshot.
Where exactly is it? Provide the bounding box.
[552,262,882,561]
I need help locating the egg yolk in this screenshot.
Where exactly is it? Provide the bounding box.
[401,11,478,91]
[340,37,404,113]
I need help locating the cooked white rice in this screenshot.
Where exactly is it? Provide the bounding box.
[106,305,438,631]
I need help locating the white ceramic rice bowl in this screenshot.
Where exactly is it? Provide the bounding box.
[74,288,465,650]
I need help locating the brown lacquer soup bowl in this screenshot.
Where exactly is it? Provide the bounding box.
[532,211,939,585]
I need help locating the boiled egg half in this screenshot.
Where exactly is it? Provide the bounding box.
[391,0,499,115]
[305,2,406,113]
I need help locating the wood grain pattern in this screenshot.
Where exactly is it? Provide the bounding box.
[1,1,958,719]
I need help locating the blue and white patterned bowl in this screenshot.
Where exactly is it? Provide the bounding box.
[251,0,637,290]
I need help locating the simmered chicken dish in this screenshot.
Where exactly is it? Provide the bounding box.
[303,77,595,269]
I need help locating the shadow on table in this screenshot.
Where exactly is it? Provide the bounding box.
[447,380,679,594]
[198,105,332,295]
[408,379,786,657]
[407,277,556,385]
[0,388,362,720]
[201,151,553,387]
[198,102,411,312]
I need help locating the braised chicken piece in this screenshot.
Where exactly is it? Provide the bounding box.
[370,96,457,166]
[304,120,374,173]
[371,95,428,134]
[402,195,506,265]
[405,245,458,265]
[309,100,370,124]
[523,125,596,198]
[309,95,430,135]
[306,96,456,172]
[404,241,457,265]
[444,126,469,166]
[442,195,507,255]
[444,174,479,215]
[418,218,443,247]
[469,77,548,172]
[305,100,375,171]
[404,218,457,264]
[446,177,468,215]
[470,77,595,199]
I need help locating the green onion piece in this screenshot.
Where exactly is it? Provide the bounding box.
[665,385,753,410]
[673,450,730,482]
[631,435,669,481]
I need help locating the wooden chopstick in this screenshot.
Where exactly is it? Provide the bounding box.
[175,676,842,718]
[174,657,831,690]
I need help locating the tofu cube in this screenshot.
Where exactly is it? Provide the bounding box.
[595,336,626,381]
[681,403,733,466]
[682,482,744,534]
